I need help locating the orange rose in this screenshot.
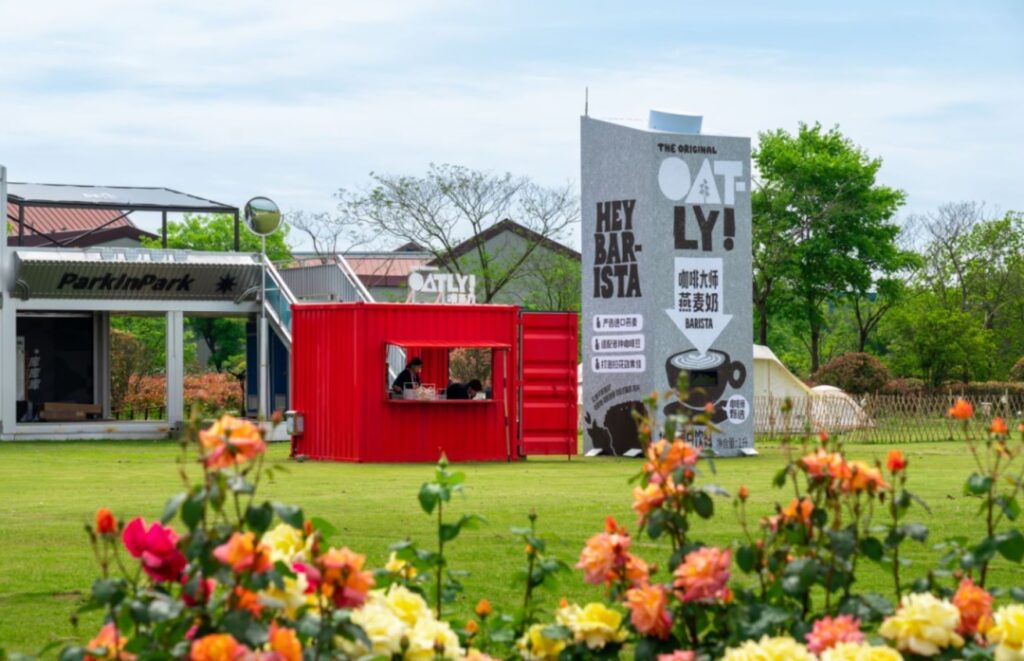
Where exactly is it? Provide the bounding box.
[85,622,135,661]
[782,497,814,527]
[199,415,266,470]
[232,586,262,617]
[673,546,731,603]
[466,619,479,635]
[319,546,374,608]
[214,532,272,573]
[268,623,302,661]
[190,634,249,661]
[475,598,492,617]
[625,583,672,639]
[805,614,863,653]
[886,450,907,473]
[990,417,1009,435]
[953,577,993,636]
[95,508,117,536]
[949,398,973,420]
[738,485,749,501]
[843,461,890,493]
[632,483,666,522]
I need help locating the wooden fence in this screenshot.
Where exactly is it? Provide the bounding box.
[755,393,1024,444]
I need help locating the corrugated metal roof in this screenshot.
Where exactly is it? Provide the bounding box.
[7,202,133,235]
[344,255,430,277]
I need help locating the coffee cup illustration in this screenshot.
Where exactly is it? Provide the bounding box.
[664,349,746,420]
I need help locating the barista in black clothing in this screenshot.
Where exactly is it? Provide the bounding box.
[445,379,483,400]
[391,357,423,396]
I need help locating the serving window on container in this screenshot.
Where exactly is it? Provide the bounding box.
[384,340,508,403]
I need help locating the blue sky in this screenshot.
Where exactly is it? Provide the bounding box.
[1,0,1021,249]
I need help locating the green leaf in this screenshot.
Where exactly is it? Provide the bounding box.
[996,529,1024,563]
[997,495,1021,522]
[901,523,929,543]
[1010,587,1024,602]
[772,466,789,489]
[181,490,205,530]
[860,536,884,561]
[226,473,255,495]
[271,502,303,529]
[540,625,572,641]
[966,474,993,496]
[418,483,442,514]
[90,578,125,606]
[245,502,274,535]
[148,595,184,622]
[693,491,714,519]
[58,647,86,661]
[161,492,187,524]
[310,516,338,541]
[736,545,757,573]
[828,528,857,558]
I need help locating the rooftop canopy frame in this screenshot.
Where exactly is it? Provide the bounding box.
[5,182,241,250]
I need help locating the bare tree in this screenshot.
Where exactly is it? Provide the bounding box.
[287,195,374,261]
[913,201,986,310]
[345,164,579,302]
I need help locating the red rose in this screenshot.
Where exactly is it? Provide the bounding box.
[122,518,187,583]
[95,508,117,535]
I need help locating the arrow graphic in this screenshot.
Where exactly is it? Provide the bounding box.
[665,256,732,356]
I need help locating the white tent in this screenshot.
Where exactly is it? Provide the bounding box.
[810,385,874,431]
[753,344,812,400]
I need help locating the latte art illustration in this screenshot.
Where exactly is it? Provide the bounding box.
[670,351,725,370]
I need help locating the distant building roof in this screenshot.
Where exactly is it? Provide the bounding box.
[344,254,431,288]
[430,219,580,266]
[393,241,427,253]
[5,202,157,247]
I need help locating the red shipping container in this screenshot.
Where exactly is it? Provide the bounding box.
[290,302,577,462]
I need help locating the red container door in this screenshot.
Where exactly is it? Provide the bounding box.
[518,311,579,456]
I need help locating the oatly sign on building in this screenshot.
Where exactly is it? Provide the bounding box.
[581,112,753,456]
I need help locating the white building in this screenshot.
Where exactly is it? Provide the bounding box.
[0,169,301,440]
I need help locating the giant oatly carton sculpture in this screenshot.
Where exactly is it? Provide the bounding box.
[581,111,754,456]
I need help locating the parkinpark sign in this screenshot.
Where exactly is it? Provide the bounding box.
[581,116,753,456]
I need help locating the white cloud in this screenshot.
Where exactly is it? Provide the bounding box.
[0,2,1020,253]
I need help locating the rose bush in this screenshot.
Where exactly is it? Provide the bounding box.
[2,380,1024,660]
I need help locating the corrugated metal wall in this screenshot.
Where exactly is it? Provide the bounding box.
[292,302,520,463]
[519,312,579,456]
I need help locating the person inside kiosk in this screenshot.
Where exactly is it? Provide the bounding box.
[445,379,483,401]
[390,357,422,397]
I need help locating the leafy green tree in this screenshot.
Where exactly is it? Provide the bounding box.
[882,290,996,385]
[143,213,291,371]
[144,213,292,260]
[753,123,909,372]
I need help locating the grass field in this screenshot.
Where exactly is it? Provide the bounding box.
[1,439,1022,654]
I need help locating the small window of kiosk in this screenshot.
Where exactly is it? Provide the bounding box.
[384,341,508,404]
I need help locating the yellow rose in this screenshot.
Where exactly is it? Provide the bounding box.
[385,584,432,626]
[568,603,626,649]
[988,604,1024,661]
[406,617,463,661]
[260,573,315,617]
[386,551,418,579]
[518,624,567,661]
[555,603,582,629]
[879,593,964,656]
[260,524,309,564]
[821,642,904,661]
[722,635,816,661]
[344,596,408,658]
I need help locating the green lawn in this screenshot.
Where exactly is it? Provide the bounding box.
[1,440,1021,654]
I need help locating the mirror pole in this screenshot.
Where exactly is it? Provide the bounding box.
[258,235,268,422]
